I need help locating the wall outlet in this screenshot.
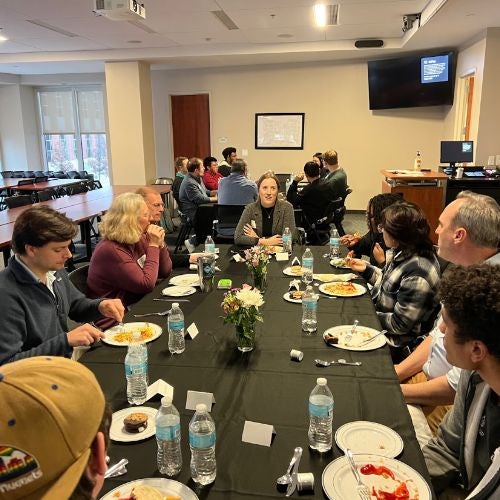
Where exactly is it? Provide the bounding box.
[487,155,495,166]
[496,154,500,166]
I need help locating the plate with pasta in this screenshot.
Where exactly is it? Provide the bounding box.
[319,282,367,297]
[102,322,162,346]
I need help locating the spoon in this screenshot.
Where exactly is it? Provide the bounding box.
[344,319,359,344]
[133,310,170,318]
[355,329,388,347]
[277,447,302,485]
[315,358,362,367]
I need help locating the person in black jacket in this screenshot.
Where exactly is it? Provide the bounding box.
[341,192,403,267]
[286,161,331,236]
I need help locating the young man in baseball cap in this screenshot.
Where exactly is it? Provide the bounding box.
[0,356,109,499]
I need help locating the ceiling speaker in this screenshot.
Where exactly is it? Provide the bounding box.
[354,39,384,48]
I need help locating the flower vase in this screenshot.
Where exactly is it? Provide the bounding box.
[236,323,256,352]
[252,268,268,293]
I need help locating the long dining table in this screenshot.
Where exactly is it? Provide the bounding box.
[82,245,433,500]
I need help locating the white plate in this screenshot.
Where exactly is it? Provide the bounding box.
[109,407,158,443]
[323,325,387,351]
[162,285,196,297]
[169,274,200,286]
[322,453,431,500]
[283,291,303,304]
[102,322,162,347]
[335,421,403,458]
[283,266,303,277]
[330,257,351,269]
[264,245,283,254]
[319,282,367,297]
[101,478,199,500]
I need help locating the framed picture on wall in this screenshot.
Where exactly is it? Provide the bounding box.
[255,113,305,150]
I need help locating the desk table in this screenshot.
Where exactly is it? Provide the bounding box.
[82,245,432,499]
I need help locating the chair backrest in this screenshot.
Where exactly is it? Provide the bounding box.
[154,177,173,185]
[37,188,58,202]
[17,178,34,186]
[67,171,82,179]
[54,171,69,179]
[275,173,291,194]
[67,183,89,195]
[5,194,33,209]
[34,175,49,183]
[12,171,24,178]
[215,204,246,226]
[23,171,35,178]
[1,170,13,178]
[67,264,90,295]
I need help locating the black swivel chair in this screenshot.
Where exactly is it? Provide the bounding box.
[66,183,89,196]
[1,171,13,178]
[212,204,246,243]
[34,175,49,183]
[5,195,33,209]
[17,179,34,186]
[173,206,194,253]
[37,188,58,202]
[67,264,90,295]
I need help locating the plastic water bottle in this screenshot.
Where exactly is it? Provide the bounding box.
[168,303,185,354]
[282,227,292,254]
[414,150,422,171]
[308,377,334,452]
[204,235,215,254]
[125,332,148,405]
[189,403,216,485]
[302,248,314,285]
[137,337,149,387]
[329,228,340,258]
[156,396,182,476]
[301,285,318,333]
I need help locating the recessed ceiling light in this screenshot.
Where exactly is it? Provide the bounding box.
[127,40,142,44]
[313,4,327,27]
[278,33,293,39]
[313,3,339,27]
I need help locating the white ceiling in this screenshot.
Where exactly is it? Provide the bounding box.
[0,0,498,75]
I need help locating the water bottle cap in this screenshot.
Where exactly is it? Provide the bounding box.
[161,395,173,405]
[196,403,207,412]
[172,302,179,308]
[317,377,327,385]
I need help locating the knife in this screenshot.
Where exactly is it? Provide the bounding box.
[286,446,303,496]
[153,298,190,302]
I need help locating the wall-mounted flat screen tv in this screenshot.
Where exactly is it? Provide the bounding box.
[368,51,456,110]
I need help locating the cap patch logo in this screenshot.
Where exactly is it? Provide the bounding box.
[0,446,42,493]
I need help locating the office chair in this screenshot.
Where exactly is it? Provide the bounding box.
[66,183,89,196]
[1,171,13,178]
[5,194,33,209]
[67,264,90,295]
[34,176,49,183]
[212,204,246,242]
[173,207,193,253]
[17,179,34,186]
[37,188,58,202]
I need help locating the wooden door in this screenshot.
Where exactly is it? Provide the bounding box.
[171,94,210,160]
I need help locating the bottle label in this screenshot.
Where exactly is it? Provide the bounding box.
[156,423,180,440]
[302,258,313,268]
[282,234,291,243]
[330,238,339,246]
[205,244,215,253]
[189,431,216,448]
[303,299,317,312]
[169,320,184,331]
[309,401,334,417]
[125,361,147,376]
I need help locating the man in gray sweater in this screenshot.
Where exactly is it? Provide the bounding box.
[0,206,124,365]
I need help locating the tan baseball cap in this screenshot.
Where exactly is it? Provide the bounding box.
[0,356,105,500]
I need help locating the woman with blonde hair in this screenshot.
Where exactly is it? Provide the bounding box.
[88,193,172,307]
[235,171,295,246]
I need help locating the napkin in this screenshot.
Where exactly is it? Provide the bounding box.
[288,279,301,291]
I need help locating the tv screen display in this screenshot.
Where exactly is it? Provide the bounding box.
[368,51,456,110]
[440,140,474,166]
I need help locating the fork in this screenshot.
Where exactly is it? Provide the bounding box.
[344,320,359,344]
[133,311,170,318]
[346,449,371,500]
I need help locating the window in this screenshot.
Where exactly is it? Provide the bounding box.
[37,87,110,186]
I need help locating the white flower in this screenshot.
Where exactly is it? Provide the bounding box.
[235,288,264,308]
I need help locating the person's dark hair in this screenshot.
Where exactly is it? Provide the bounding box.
[231,158,247,174]
[438,264,500,360]
[303,161,320,178]
[70,403,112,500]
[313,152,322,161]
[187,157,202,173]
[380,201,434,258]
[368,193,404,229]
[203,156,217,168]
[256,171,280,190]
[12,206,77,255]
[174,156,188,171]
[222,147,236,161]
[322,150,338,166]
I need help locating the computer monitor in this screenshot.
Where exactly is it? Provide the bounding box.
[440,140,474,167]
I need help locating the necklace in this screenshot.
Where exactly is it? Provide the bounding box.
[262,206,275,219]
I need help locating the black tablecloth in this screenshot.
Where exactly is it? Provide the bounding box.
[82,245,433,499]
